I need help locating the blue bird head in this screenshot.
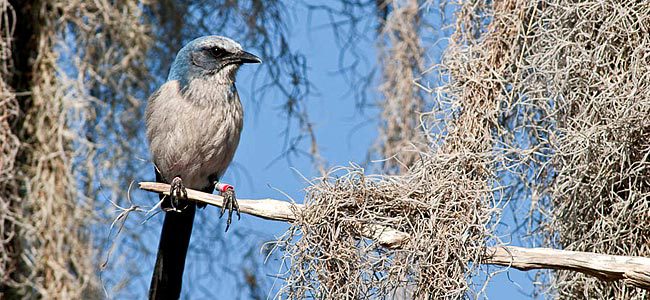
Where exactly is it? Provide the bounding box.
[167,36,261,86]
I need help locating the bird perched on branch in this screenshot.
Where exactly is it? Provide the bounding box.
[145,36,261,299]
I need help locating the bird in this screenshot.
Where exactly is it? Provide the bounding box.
[145,35,261,299]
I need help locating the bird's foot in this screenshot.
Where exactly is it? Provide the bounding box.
[216,183,240,232]
[166,176,188,212]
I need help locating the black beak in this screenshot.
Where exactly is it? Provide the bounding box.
[237,51,262,64]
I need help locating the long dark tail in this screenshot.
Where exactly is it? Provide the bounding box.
[149,170,196,300]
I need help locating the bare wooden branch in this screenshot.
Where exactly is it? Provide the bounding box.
[485,246,650,289]
[139,182,298,222]
[138,182,650,290]
[138,182,409,249]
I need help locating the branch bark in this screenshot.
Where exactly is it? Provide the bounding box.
[138,182,409,249]
[485,246,650,289]
[139,182,650,290]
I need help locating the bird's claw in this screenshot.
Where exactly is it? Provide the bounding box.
[167,176,188,212]
[219,186,240,232]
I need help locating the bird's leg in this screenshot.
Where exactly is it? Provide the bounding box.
[167,176,188,212]
[215,182,240,232]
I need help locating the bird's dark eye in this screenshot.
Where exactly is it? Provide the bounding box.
[208,47,227,59]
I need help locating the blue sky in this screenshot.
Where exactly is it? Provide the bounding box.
[225,4,537,299]
[116,2,541,299]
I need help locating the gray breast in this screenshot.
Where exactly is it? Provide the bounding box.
[145,79,244,190]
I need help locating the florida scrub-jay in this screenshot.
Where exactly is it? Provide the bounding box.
[145,35,260,299]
